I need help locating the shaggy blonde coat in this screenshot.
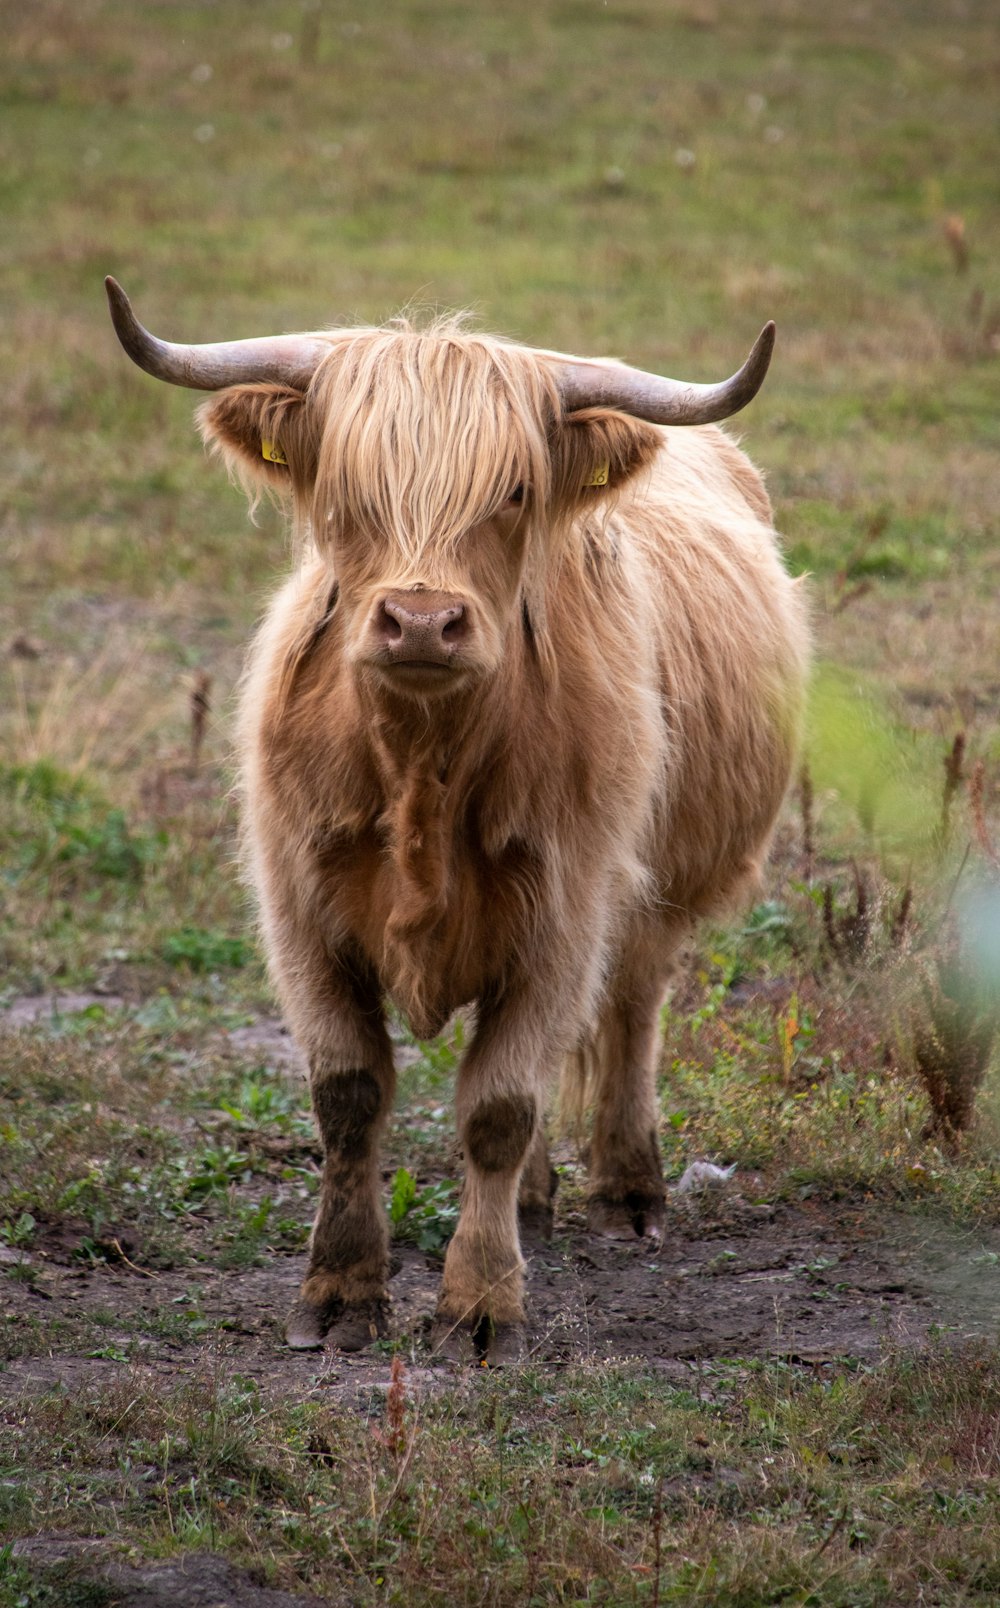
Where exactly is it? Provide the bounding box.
[200,320,809,1356]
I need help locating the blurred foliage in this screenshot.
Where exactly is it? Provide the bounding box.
[806,664,941,863]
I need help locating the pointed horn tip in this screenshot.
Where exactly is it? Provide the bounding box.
[752,320,776,364]
[104,276,140,344]
[740,320,777,402]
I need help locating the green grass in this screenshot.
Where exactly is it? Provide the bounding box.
[2,0,999,1602]
[0,759,259,997]
[7,1349,1000,1605]
[2,0,999,616]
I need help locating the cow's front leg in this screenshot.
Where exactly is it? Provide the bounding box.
[434,1001,548,1361]
[287,1049,396,1351]
[281,964,396,1352]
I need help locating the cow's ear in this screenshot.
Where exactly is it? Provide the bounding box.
[551,408,662,506]
[197,384,317,492]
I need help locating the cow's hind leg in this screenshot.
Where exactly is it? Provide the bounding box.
[585,959,673,1240]
[517,1124,557,1240]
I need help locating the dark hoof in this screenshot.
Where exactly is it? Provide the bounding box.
[327,1301,389,1352]
[430,1316,527,1366]
[285,1298,388,1353]
[482,1322,527,1366]
[430,1319,479,1364]
[286,1299,330,1351]
[518,1200,555,1244]
[588,1195,665,1241]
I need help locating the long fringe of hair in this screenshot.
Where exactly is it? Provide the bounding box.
[308,315,560,563]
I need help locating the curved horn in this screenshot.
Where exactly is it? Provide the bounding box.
[555,322,776,425]
[104,277,332,391]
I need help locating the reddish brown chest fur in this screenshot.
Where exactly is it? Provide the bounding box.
[312,777,543,1038]
[259,614,569,1039]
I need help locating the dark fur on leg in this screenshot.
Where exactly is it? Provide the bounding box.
[289,1063,394,1351]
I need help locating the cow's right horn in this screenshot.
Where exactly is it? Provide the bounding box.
[104,277,331,391]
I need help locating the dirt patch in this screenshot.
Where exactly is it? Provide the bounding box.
[3,1003,995,1384]
[11,1540,332,1608]
[4,1193,999,1410]
[225,1016,306,1071]
[1,991,127,1029]
[223,1014,423,1075]
[526,1197,1000,1366]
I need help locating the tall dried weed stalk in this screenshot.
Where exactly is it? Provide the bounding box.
[189,670,212,772]
[373,1353,410,1464]
[821,865,911,968]
[938,730,966,849]
[969,759,1000,872]
[914,926,998,1140]
[799,763,815,883]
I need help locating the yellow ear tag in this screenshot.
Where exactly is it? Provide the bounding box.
[586,460,610,488]
[261,439,287,465]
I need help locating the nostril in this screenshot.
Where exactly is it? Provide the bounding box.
[441,609,465,642]
[378,601,403,642]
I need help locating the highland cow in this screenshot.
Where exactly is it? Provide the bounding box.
[106,278,808,1360]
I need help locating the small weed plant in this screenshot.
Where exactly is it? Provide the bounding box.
[389,1168,459,1257]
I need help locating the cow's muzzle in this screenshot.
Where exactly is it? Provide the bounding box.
[369,588,471,675]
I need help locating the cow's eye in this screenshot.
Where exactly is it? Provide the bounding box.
[505,484,525,506]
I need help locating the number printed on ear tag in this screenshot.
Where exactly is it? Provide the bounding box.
[262,439,287,464]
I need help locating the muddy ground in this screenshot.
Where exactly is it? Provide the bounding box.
[4,1001,1000,1406]
[5,1004,1000,1605]
[6,1175,1000,1604]
[4,1150,1000,1405]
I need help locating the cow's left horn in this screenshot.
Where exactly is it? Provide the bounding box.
[556,322,776,425]
[104,277,331,391]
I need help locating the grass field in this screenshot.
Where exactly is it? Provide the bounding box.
[2,1,1000,1603]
